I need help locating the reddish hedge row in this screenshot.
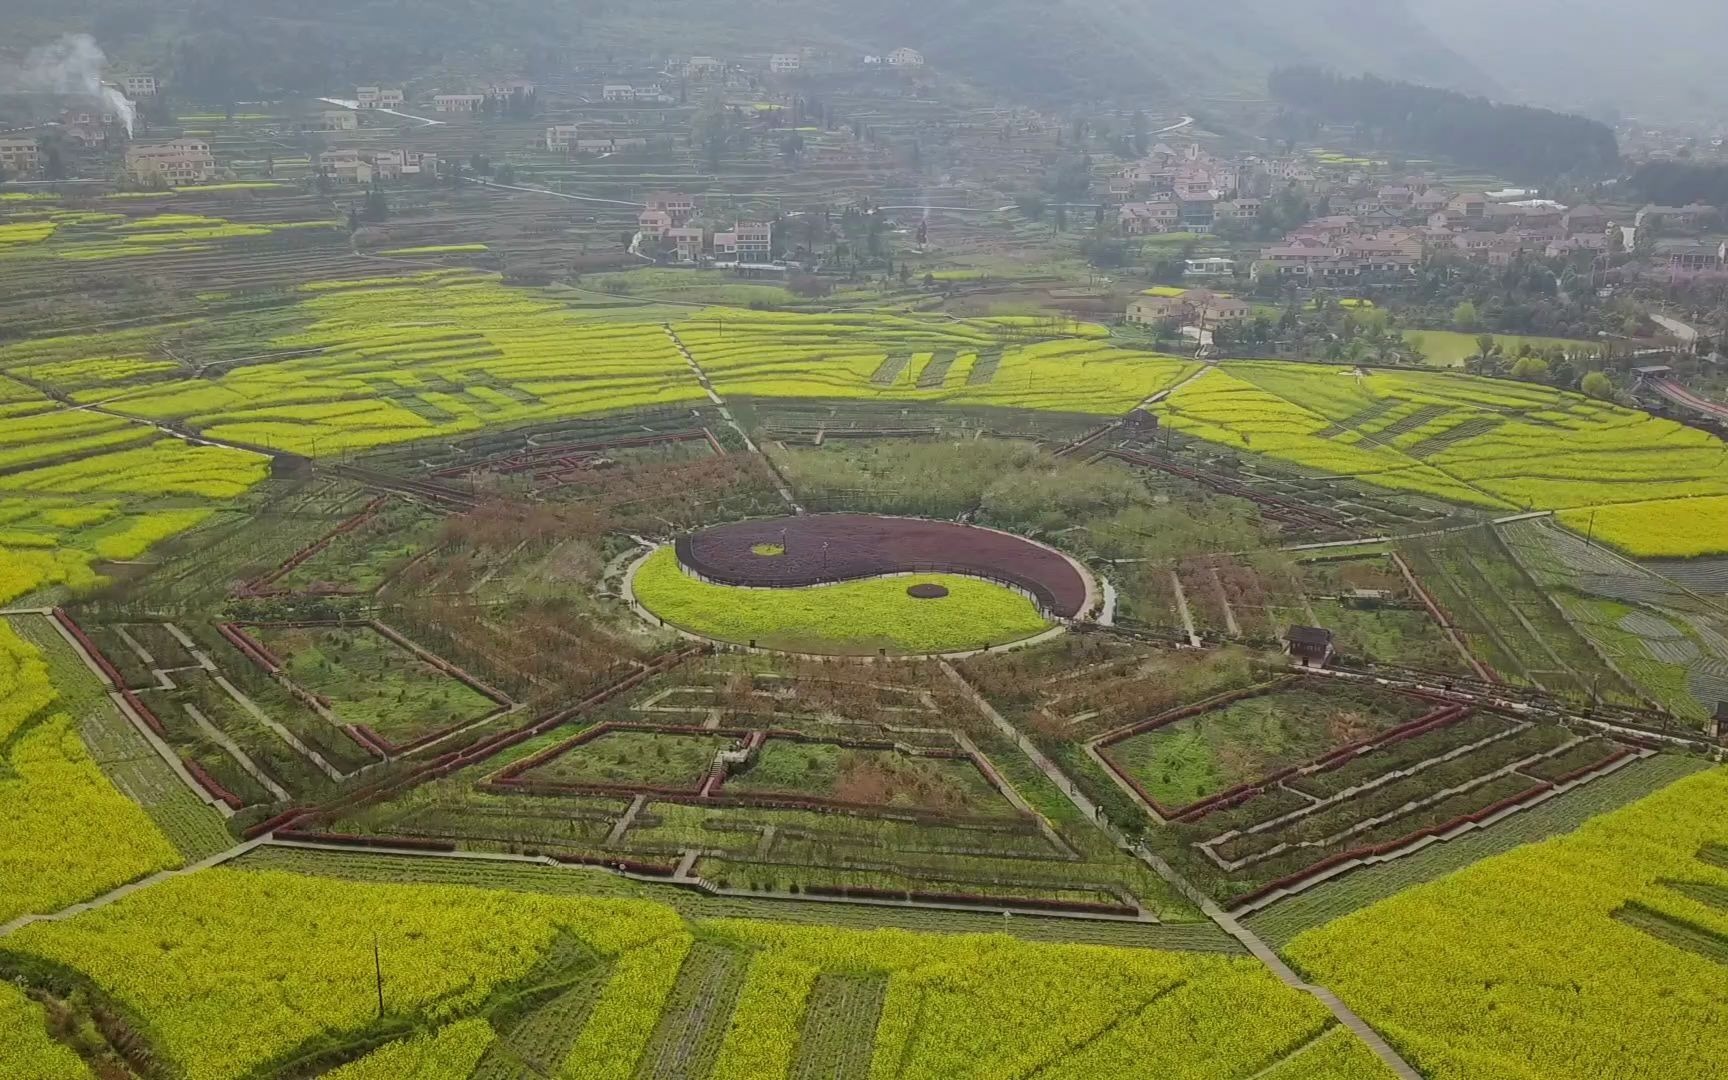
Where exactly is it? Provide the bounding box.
[486,776,1025,827]
[1167,705,1473,824]
[432,430,709,478]
[346,725,393,758]
[1228,780,1564,910]
[217,622,283,673]
[549,852,678,876]
[367,620,512,706]
[182,756,245,810]
[53,609,169,738]
[236,495,388,597]
[802,884,1137,918]
[275,830,457,852]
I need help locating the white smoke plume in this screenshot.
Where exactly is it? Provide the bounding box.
[0,33,135,136]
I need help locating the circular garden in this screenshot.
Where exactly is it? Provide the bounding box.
[629,514,1093,656]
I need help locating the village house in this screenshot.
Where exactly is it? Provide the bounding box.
[1125,289,1251,328]
[713,222,773,262]
[320,110,358,131]
[1375,185,1413,209]
[1562,204,1612,233]
[644,192,696,225]
[57,108,113,148]
[1118,200,1180,235]
[317,149,365,183]
[1289,216,1357,243]
[602,84,636,103]
[574,136,649,154]
[632,84,669,103]
[1447,192,1489,222]
[121,74,158,98]
[545,124,579,152]
[356,87,405,110]
[1212,198,1261,222]
[1635,202,1717,232]
[1660,240,1726,277]
[1184,257,1237,276]
[1254,239,1335,278]
[1356,206,1403,229]
[1546,234,1610,258]
[770,53,801,74]
[685,56,726,80]
[1337,231,1424,271]
[0,136,41,176]
[433,94,487,113]
[1412,187,1454,215]
[1178,194,1217,230]
[318,148,436,183]
[638,210,674,240]
[1487,202,1565,229]
[666,225,706,263]
[1285,626,1335,667]
[366,148,436,180]
[1452,230,1502,256]
[126,140,215,185]
[887,47,925,67]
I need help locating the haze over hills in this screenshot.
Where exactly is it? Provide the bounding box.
[1409,0,1728,122]
[8,0,1493,107]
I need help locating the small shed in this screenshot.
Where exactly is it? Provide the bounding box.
[1125,408,1160,432]
[1633,365,1673,379]
[1284,625,1335,667]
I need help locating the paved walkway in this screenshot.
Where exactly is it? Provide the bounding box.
[0,838,267,937]
[661,323,802,513]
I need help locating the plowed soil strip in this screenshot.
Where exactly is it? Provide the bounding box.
[791,973,888,1080]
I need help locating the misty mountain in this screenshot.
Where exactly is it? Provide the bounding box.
[1409,0,1728,122]
[8,0,1492,109]
[826,0,1498,102]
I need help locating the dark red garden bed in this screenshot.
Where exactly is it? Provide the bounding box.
[675,514,1088,617]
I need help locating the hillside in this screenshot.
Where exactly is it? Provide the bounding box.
[1409,0,1728,122]
[8,0,1490,107]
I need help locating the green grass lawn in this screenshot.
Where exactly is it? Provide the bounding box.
[530,730,732,788]
[630,547,1052,655]
[261,624,497,742]
[1405,330,1600,368]
[728,740,1009,813]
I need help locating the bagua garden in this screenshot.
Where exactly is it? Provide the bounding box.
[1,48,1727,1080]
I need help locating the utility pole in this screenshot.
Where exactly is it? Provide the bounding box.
[373,932,385,1020]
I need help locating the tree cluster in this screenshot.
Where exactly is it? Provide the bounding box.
[1269,67,1620,181]
[1629,161,1728,209]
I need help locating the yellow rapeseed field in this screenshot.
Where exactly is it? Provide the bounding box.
[1287,767,1728,1080]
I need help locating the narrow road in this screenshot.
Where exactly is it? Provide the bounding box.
[939,661,1425,1080]
[661,323,802,513]
[316,97,444,127]
[0,839,267,937]
[1650,313,1699,345]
